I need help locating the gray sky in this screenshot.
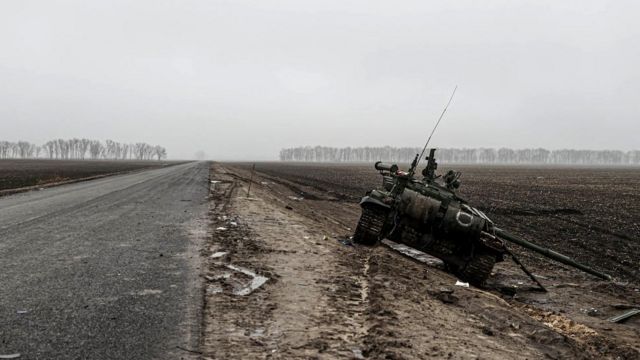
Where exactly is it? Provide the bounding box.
[1,1,638,160]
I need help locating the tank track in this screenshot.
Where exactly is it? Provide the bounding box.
[457,253,496,286]
[353,206,387,245]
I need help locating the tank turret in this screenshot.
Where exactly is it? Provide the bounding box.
[353,148,611,287]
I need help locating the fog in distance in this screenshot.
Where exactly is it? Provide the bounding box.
[1,1,638,160]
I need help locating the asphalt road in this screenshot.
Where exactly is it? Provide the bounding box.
[0,162,209,359]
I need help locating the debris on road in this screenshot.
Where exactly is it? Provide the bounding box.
[207,283,223,294]
[608,308,640,323]
[351,348,365,359]
[583,308,600,317]
[381,239,445,268]
[433,287,458,304]
[226,264,269,296]
[210,251,228,259]
[205,273,232,282]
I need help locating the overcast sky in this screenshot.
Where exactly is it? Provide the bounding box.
[1,1,638,160]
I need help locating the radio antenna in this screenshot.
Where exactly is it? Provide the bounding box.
[415,85,458,169]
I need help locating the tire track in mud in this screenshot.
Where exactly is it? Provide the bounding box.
[206,164,640,359]
[222,166,549,359]
[201,169,280,359]
[218,166,535,359]
[202,164,378,359]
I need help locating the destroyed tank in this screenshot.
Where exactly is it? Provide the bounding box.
[353,149,611,287]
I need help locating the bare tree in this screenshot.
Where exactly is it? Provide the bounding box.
[280,146,640,165]
[89,140,103,160]
[17,141,31,158]
[153,146,167,160]
[0,141,10,158]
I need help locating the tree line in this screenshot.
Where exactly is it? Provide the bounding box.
[0,139,167,161]
[279,146,640,165]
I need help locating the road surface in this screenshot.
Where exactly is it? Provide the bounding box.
[0,162,209,359]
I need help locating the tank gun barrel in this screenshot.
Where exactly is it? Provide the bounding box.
[494,228,612,281]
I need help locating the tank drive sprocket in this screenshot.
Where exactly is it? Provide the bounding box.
[353,205,387,245]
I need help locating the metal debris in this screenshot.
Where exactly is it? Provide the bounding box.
[210,251,228,258]
[352,349,365,359]
[608,308,640,323]
[205,273,232,281]
[584,308,599,317]
[207,283,223,294]
[381,240,444,268]
[226,264,269,296]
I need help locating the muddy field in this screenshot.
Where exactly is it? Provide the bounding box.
[202,162,640,359]
[232,162,640,283]
[0,159,177,192]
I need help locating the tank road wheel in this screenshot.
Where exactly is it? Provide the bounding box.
[353,206,387,246]
[458,253,496,286]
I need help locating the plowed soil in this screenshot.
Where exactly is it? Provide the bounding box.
[202,162,640,359]
[0,159,177,192]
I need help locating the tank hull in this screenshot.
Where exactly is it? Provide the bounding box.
[357,186,504,285]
